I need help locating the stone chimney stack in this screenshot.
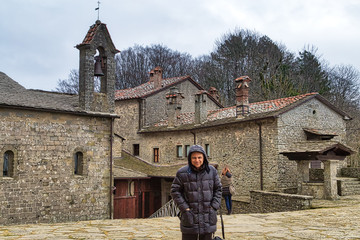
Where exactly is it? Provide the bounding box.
[166,87,183,127]
[195,90,208,124]
[235,76,252,117]
[208,87,220,102]
[149,66,163,89]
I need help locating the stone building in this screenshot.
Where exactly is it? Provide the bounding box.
[0,20,119,225]
[113,73,353,212]
[1,18,355,222]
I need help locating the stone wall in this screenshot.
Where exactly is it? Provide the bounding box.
[0,108,112,225]
[144,81,219,127]
[341,167,360,178]
[300,182,325,199]
[277,98,348,188]
[247,191,312,213]
[135,119,279,196]
[225,191,313,214]
[195,120,279,195]
[114,99,141,157]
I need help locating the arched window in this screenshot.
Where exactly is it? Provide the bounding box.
[3,150,14,177]
[74,151,84,175]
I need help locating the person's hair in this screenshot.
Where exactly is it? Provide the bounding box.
[222,167,230,175]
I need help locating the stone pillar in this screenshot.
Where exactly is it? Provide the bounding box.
[296,160,310,194]
[323,160,339,200]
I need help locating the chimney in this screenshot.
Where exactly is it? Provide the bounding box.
[149,66,163,89]
[166,87,183,127]
[195,90,208,124]
[235,76,252,117]
[208,87,220,102]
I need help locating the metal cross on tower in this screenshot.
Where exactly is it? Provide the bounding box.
[95,1,100,20]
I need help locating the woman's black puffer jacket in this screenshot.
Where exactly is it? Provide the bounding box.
[171,145,222,235]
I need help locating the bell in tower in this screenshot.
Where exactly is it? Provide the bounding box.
[76,20,120,113]
[94,56,105,77]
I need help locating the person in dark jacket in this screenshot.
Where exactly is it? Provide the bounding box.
[171,145,221,240]
[171,145,222,240]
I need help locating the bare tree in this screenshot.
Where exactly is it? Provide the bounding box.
[55,69,79,94]
[54,69,101,94]
[197,29,299,106]
[115,44,196,90]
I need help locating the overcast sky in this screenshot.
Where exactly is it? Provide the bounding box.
[1,0,359,91]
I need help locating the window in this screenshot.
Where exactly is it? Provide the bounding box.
[133,144,140,156]
[153,148,159,163]
[176,145,183,158]
[74,151,84,175]
[3,151,14,177]
[185,145,190,157]
[128,180,135,196]
[205,144,210,157]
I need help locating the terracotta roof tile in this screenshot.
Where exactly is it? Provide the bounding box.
[207,92,318,121]
[81,21,101,45]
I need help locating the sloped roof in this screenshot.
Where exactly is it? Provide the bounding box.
[76,20,120,53]
[0,72,116,117]
[140,92,351,133]
[280,141,355,161]
[113,150,186,178]
[115,76,223,108]
[115,76,189,100]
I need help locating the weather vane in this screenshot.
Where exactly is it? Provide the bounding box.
[95,1,100,20]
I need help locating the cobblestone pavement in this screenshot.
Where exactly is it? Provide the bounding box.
[1,195,360,240]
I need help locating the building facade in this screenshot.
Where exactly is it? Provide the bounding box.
[0,20,119,225]
[113,75,351,199]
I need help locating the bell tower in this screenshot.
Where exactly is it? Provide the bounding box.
[76,20,120,113]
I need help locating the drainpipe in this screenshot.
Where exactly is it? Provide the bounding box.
[191,131,196,144]
[257,122,264,190]
[109,117,114,219]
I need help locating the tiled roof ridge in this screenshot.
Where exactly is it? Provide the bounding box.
[250,92,318,106]
[209,92,319,115]
[77,20,120,53]
[81,20,101,45]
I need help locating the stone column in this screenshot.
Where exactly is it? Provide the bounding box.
[296,160,310,195]
[323,160,339,200]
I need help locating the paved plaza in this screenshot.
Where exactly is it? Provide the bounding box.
[1,195,360,239]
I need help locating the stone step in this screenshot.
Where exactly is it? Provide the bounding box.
[337,177,360,196]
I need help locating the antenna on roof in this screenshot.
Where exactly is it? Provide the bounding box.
[95,1,100,20]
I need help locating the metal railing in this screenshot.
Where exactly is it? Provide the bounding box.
[149,199,180,218]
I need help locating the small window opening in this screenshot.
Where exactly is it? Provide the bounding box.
[176,145,183,158]
[74,152,84,175]
[153,148,159,163]
[133,144,140,156]
[185,145,190,157]
[128,180,135,196]
[205,144,210,157]
[3,151,14,177]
